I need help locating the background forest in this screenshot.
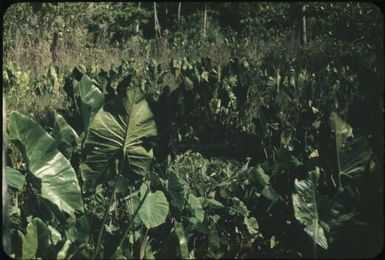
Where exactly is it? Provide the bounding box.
[3,2,384,259]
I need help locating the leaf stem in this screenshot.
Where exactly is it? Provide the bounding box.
[139,227,149,259]
[334,131,343,189]
[92,174,121,259]
[113,182,150,257]
[311,169,319,258]
[67,242,87,259]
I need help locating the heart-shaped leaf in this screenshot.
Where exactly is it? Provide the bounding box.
[329,112,373,181]
[81,87,157,191]
[139,189,169,229]
[7,111,83,217]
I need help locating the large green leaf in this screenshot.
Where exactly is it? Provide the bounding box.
[138,189,169,229]
[292,168,328,250]
[80,87,157,191]
[329,112,353,154]
[339,137,373,179]
[323,186,358,242]
[7,112,83,217]
[53,112,79,158]
[188,194,205,223]
[6,166,25,190]
[22,218,50,259]
[167,170,185,210]
[78,75,104,129]
[329,112,373,180]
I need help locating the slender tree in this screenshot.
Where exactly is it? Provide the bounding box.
[302,4,307,46]
[203,3,208,38]
[2,101,10,256]
[154,2,162,38]
[177,2,181,23]
[136,2,141,33]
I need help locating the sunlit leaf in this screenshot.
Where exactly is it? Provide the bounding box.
[6,166,25,191]
[292,168,328,249]
[48,225,62,246]
[53,112,79,158]
[81,87,157,191]
[188,194,204,223]
[22,218,50,259]
[139,190,169,229]
[244,216,259,235]
[57,240,71,259]
[78,75,104,129]
[8,112,83,217]
[253,166,270,186]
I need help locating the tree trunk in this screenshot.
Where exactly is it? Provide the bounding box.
[2,101,10,256]
[302,5,307,46]
[154,2,162,38]
[177,2,181,23]
[203,3,208,38]
[136,2,141,33]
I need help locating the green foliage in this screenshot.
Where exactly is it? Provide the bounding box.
[80,86,157,191]
[3,3,382,258]
[7,111,83,217]
[78,75,105,130]
[53,112,79,159]
[4,63,69,128]
[138,188,169,229]
[6,167,26,191]
[22,218,50,259]
[329,112,374,182]
[188,194,205,223]
[167,170,186,210]
[292,168,328,249]
[174,221,189,258]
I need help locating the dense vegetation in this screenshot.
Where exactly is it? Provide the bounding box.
[3,2,384,259]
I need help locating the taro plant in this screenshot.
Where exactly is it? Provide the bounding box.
[4,56,381,259]
[5,111,84,258]
[5,72,171,259]
[292,112,375,256]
